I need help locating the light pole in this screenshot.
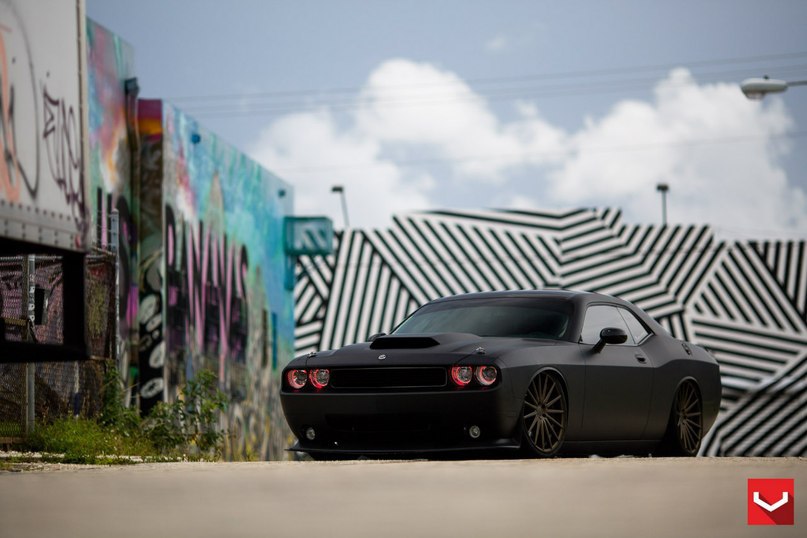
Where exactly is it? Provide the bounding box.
[331,185,350,229]
[656,183,669,226]
[740,76,807,100]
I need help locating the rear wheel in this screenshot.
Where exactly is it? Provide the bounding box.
[521,371,567,457]
[659,380,703,456]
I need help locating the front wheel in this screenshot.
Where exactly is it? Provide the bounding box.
[521,371,567,457]
[659,380,703,456]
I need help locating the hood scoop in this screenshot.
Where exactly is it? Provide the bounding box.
[370,336,439,349]
[368,332,479,350]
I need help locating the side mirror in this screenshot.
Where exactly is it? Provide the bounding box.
[591,327,628,354]
[368,332,387,342]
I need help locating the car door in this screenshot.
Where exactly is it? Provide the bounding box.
[579,304,653,440]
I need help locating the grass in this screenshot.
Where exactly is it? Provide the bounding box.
[3,367,228,466]
[23,417,158,464]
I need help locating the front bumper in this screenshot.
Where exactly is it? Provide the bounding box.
[280,385,520,455]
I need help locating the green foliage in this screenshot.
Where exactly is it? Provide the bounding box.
[24,417,153,464]
[23,367,228,464]
[99,361,140,435]
[143,369,228,456]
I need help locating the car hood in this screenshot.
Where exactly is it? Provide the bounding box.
[298,332,562,368]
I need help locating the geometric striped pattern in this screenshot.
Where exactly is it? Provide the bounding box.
[295,208,807,456]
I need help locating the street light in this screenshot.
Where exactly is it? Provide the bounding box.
[656,183,669,226]
[740,76,807,100]
[331,185,350,229]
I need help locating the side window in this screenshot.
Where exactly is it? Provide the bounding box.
[580,305,635,345]
[618,307,651,344]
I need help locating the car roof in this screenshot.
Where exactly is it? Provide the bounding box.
[428,289,666,335]
[431,289,605,303]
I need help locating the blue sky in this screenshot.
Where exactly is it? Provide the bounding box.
[87,0,807,237]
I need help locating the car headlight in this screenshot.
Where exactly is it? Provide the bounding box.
[309,369,330,389]
[450,365,474,386]
[475,365,498,386]
[286,369,308,389]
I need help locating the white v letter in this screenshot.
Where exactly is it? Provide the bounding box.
[753,492,789,512]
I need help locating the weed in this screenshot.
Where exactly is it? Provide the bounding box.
[143,369,228,457]
[21,367,228,464]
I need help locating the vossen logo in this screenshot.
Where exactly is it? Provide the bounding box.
[747,478,795,526]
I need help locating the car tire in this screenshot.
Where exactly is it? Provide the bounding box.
[659,380,703,457]
[521,370,567,458]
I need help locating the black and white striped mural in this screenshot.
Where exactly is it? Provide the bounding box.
[294,208,806,456]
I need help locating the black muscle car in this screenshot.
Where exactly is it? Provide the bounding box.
[281,290,721,458]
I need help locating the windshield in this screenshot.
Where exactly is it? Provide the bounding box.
[392,297,572,340]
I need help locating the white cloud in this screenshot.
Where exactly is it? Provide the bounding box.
[248,107,434,229]
[548,68,805,235]
[248,60,806,237]
[355,59,567,182]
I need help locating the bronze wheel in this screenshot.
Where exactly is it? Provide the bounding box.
[522,371,567,457]
[660,380,703,456]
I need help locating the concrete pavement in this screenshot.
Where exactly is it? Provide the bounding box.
[1,457,804,537]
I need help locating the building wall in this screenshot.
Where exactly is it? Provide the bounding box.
[294,209,807,456]
[0,0,88,249]
[141,102,295,459]
[86,19,138,389]
[135,99,164,413]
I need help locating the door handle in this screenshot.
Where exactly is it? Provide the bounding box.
[635,355,647,363]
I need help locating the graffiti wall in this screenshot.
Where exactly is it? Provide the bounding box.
[136,99,165,415]
[153,102,294,459]
[0,0,88,250]
[86,19,138,398]
[295,209,807,457]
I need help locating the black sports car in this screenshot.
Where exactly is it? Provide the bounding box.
[281,290,721,458]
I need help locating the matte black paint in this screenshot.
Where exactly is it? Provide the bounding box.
[280,290,721,457]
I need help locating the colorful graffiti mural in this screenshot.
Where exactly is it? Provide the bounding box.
[137,99,166,414]
[136,101,294,459]
[86,19,138,401]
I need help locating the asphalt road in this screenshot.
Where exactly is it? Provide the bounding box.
[0,457,804,538]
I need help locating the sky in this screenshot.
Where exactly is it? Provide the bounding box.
[87,0,807,238]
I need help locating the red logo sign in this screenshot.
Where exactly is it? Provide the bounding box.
[747,478,794,525]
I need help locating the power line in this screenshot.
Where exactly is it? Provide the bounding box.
[169,50,807,103]
[178,64,807,118]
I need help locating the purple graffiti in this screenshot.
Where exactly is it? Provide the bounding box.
[165,205,249,373]
[42,85,85,232]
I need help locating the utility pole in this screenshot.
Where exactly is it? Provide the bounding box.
[23,256,36,434]
[331,185,350,229]
[656,183,669,226]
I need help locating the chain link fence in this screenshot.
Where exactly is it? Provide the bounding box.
[0,251,117,440]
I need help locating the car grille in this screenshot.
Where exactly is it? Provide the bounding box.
[326,412,439,433]
[329,367,447,390]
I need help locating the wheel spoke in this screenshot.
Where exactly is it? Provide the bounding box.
[681,422,692,448]
[545,394,561,407]
[544,381,557,402]
[539,420,547,449]
[545,419,561,443]
[529,384,541,405]
[674,382,702,454]
[546,413,563,429]
[684,425,696,450]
